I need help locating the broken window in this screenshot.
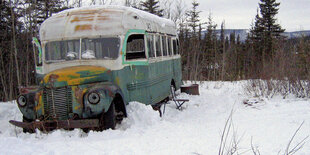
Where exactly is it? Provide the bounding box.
[173,39,179,55]
[126,34,146,60]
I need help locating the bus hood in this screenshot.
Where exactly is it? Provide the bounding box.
[42,66,111,88]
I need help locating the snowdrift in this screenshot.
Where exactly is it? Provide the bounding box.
[0,81,309,154]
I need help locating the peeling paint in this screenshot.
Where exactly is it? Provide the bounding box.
[74,87,84,110]
[75,24,92,31]
[71,16,95,23]
[35,92,43,111]
[43,66,108,88]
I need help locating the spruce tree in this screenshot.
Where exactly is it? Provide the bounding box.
[260,0,285,57]
[140,0,163,17]
[250,0,285,73]
[186,0,201,35]
[24,0,69,25]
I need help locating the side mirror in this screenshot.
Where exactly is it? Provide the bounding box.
[32,37,42,67]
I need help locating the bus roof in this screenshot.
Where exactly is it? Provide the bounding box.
[40,5,177,42]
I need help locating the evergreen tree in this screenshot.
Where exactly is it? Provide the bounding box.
[24,0,69,26]
[186,0,201,35]
[140,0,163,17]
[251,0,285,65]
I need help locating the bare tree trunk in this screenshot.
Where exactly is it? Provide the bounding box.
[0,49,9,101]
[194,49,200,82]
[90,0,96,5]
[162,0,172,19]
[186,48,191,80]
[9,41,14,100]
[26,46,29,86]
[10,0,21,93]
[221,40,226,81]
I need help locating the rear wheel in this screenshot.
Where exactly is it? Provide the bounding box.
[22,117,35,133]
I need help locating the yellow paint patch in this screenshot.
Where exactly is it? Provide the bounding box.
[75,24,92,31]
[43,66,107,85]
[36,95,43,111]
[115,77,120,86]
[71,16,95,23]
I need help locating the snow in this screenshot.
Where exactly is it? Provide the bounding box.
[0,81,309,154]
[66,52,78,60]
[81,50,96,59]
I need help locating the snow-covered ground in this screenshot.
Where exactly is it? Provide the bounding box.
[0,81,309,154]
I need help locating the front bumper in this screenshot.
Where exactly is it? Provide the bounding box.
[9,119,99,131]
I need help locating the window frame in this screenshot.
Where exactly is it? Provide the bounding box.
[172,37,180,56]
[146,33,156,59]
[122,29,149,66]
[162,35,168,57]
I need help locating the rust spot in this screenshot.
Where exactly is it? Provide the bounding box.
[74,87,84,105]
[49,74,59,82]
[75,25,92,31]
[19,87,37,94]
[20,88,29,94]
[94,26,101,31]
[35,92,42,102]
[97,15,110,21]
[71,16,95,23]
[106,88,114,97]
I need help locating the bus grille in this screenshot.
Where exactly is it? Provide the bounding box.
[43,87,72,120]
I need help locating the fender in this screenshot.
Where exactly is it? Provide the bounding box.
[17,86,42,120]
[82,82,127,118]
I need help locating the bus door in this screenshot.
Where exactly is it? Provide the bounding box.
[172,37,181,88]
[123,30,151,104]
[167,36,175,76]
[146,33,161,104]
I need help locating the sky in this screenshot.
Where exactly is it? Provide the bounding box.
[190,0,310,32]
[85,0,310,32]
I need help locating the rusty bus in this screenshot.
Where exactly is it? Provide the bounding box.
[10,6,182,132]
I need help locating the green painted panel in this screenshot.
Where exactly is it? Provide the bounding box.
[122,29,149,66]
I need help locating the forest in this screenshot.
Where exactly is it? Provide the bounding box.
[0,0,309,101]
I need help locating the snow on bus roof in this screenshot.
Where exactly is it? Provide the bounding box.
[55,5,174,26]
[40,5,176,41]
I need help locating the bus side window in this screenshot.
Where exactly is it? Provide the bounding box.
[173,39,179,55]
[126,34,146,60]
[162,36,168,56]
[147,34,155,58]
[167,37,172,56]
[155,35,162,57]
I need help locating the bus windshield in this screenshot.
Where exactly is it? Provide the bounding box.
[45,37,120,62]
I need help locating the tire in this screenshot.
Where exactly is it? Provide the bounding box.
[102,102,116,130]
[22,117,35,133]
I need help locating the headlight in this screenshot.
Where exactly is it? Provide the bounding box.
[17,95,27,107]
[88,92,100,104]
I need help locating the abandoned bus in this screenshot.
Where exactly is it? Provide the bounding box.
[10,6,182,132]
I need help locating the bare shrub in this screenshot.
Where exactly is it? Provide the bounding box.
[244,79,310,99]
[218,109,245,155]
[284,122,309,155]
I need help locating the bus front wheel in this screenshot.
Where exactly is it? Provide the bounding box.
[100,102,116,130]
